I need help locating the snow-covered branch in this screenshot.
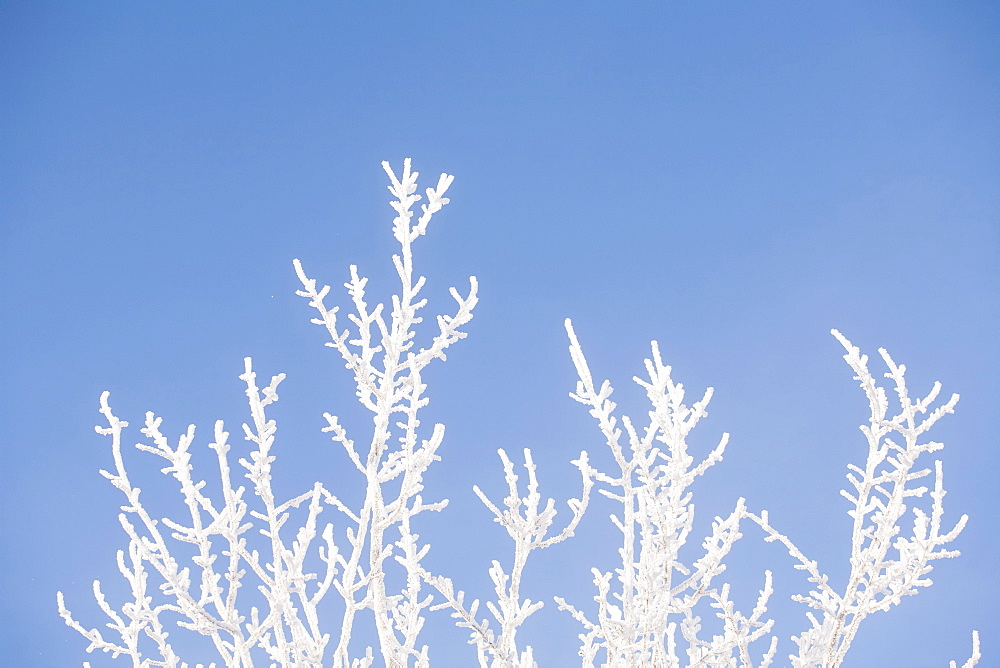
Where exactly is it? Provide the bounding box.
[556,320,775,667]
[58,162,977,667]
[745,330,972,668]
[426,448,594,666]
[59,160,475,667]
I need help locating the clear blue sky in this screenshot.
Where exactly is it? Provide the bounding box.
[2,2,997,665]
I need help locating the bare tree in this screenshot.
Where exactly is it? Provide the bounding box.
[58,161,979,668]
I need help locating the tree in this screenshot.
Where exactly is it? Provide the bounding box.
[57,161,980,667]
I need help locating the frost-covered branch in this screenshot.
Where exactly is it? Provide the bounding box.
[426,448,594,666]
[292,158,476,668]
[57,162,978,667]
[57,366,336,667]
[556,320,775,667]
[745,330,974,668]
[59,160,476,667]
[951,631,981,668]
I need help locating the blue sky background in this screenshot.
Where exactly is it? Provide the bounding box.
[2,2,997,665]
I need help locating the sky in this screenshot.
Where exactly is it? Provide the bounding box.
[2,2,998,665]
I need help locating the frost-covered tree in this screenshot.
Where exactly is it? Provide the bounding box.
[58,161,979,667]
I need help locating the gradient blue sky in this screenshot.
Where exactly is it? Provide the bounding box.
[2,3,998,665]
